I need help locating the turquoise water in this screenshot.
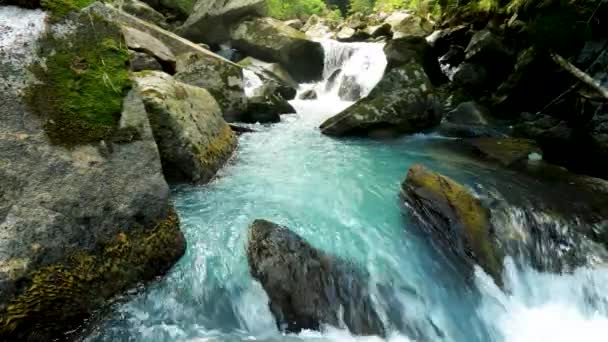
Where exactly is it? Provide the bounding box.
[85,43,608,342]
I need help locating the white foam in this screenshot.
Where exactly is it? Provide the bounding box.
[476,259,608,342]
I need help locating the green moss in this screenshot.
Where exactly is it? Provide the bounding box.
[195,123,237,169]
[26,13,131,146]
[408,165,504,285]
[0,209,185,341]
[41,0,96,18]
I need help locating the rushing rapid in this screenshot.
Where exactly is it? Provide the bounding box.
[86,39,608,342]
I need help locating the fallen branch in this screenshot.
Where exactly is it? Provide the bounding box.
[551,53,608,100]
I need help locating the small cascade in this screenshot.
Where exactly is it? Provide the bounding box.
[242,69,264,98]
[305,39,387,101]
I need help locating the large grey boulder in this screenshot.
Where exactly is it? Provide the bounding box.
[247,219,385,337]
[320,63,443,136]
[230,17,325,83]
[132,71,237,183]
[238,56,298,100]
[120,0,167,27]
[177,0,268,44]
[0,8,185,340]
[383,11,432,39]
[174,52,247,122]
[122,26,176,69]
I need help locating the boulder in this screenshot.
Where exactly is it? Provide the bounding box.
[177,0,267,44]
[299,89,318,100]
[365,23,392,38]
[452,62,488,90]
[122,26,176,71]
[129,50,163,71]
[464,29,514,86]
[174,52,247,122]
[230,17,325,83]
[284,19,303,30]
[384,11,432,39]
[247,219,385,337]
[469,138,542,167]
[437,101,504,138]
[0,9,184,340]
[383,36,446,86]
[241,94,296,124]
[132,71,237,183]
[120,0,167,27]
[320,63,443,136]
[425,25,471,57]
[238,56,298,96]
[401,165,503,285]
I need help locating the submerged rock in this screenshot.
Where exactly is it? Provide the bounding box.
[132,71,237,183]
[174,52,247,122]
[177,0,267,44]
[247,219,385,337]
[230,17,324,83]
[470,138,541,167]
[401,165,504,285]
[320,63,443,136]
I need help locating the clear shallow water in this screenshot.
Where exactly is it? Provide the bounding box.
[86,98,608,342]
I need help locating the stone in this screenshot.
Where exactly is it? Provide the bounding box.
[241,94,296,124]
[453,62,488,90]
[230,17,325,83]
[177,0,267,45]
[120,0,167,27]
[129,50,163,71]
[445,101,489,126]
[470,138,542,167]
[384,11,432,39]
[284,19,303,30]
[0,10,185,339]
[159,0,197,18]
[238,56,299,92]
[299,89,318,100]
[320,63,443,136]
[365,22,392,38]
[401,165,503,285]
[174,52,247,122]
[425,25,471,57]
[132,71,237,183]
[247,219,385,337]
[464,29,514,85]
[122,26,176,69]
[384,36,446,85]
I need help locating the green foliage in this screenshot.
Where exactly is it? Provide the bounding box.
[40,0,96,18]
[349,0,374,13]
[26,14,131,146]
[266,0,330,19]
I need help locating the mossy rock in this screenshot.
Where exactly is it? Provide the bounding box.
[0,209,185,341]
[25,9,131,146]
[402,164,504,286]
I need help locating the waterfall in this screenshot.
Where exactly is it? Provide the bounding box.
[300,39,387,102]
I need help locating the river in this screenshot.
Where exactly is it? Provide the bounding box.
[83,39,608,342]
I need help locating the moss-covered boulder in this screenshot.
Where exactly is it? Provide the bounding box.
[133,71,237,183]
[230,17,325,83]
[320,63,443,136]
[401,165,503,285]
[120,0,167,27]
[384,36,446,86]
[177,0,267,44]
[0,8,185,340]
[174,52,247,122]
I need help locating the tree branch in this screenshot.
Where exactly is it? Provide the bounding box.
[551,53,608,100]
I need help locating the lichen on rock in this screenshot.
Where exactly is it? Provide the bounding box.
[0,209,185,341]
